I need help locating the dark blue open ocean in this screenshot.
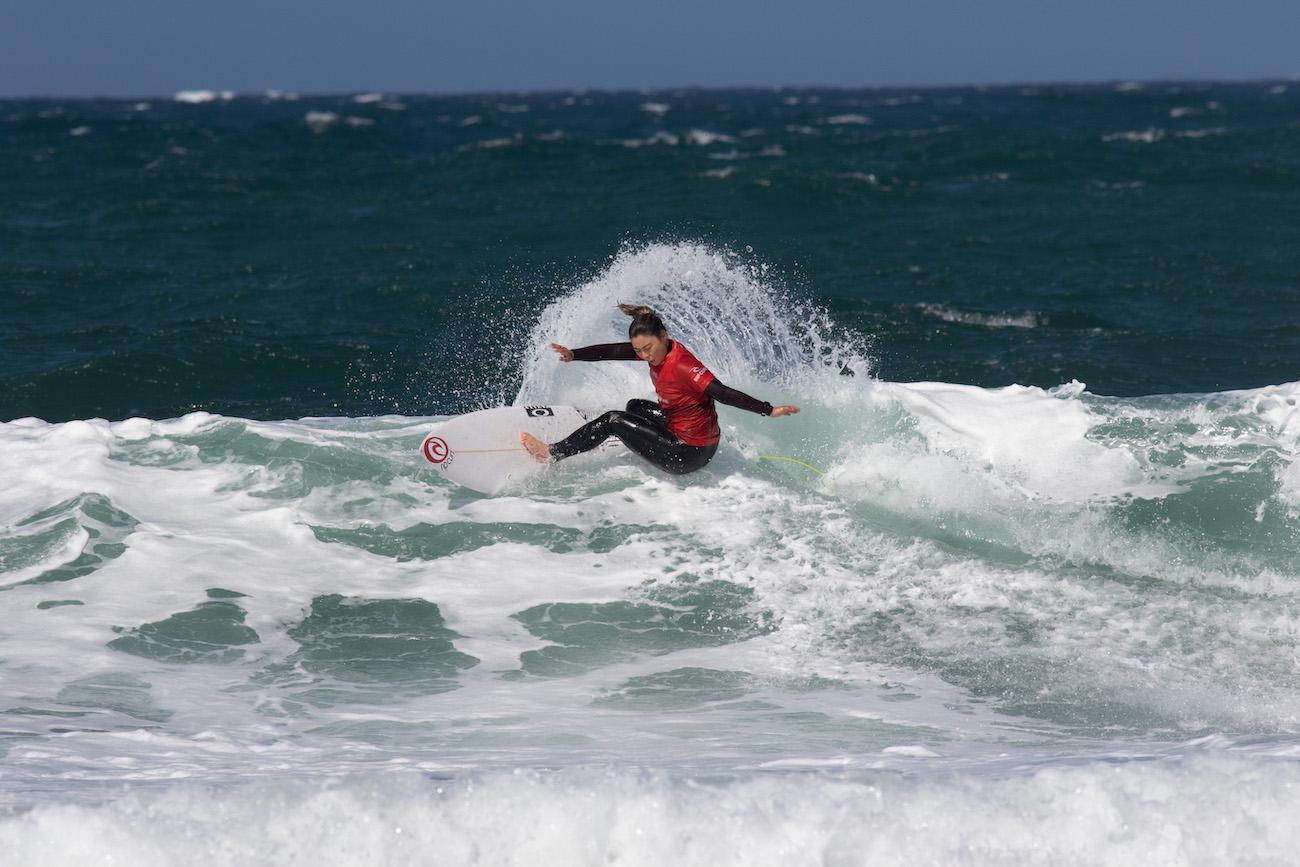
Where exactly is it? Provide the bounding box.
[2,83,1299,864]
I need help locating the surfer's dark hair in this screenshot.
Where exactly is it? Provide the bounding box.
[619,303,667,339]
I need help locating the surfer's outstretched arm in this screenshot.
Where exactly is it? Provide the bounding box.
[706,380,800,418]
[550,342,637,362]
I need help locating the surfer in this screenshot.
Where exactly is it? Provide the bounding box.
[520,304,799,475]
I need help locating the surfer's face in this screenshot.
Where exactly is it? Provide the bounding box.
[631,333,670,365]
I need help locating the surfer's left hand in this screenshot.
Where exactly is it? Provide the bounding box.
[770,405,800,417]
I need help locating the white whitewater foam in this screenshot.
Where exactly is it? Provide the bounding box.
[4,243,1300,847]
[4,759,1300,866]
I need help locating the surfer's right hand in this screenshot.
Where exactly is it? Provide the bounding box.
[550,343,574,362]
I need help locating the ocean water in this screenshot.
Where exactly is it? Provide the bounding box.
[2,83,1300,864]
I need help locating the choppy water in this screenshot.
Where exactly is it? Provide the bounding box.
[2,83,1300,864]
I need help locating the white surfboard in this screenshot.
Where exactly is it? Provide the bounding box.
[420,405,602,494]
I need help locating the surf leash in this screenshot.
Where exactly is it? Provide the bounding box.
[757,454,825,476]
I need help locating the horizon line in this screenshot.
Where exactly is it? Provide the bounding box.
[3,74,1297,102]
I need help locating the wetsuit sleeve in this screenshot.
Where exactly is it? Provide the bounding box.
[706,380,774,416]
[570,343,638,362]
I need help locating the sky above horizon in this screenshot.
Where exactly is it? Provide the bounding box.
[3,0,1298,98]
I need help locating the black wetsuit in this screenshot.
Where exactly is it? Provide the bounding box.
[548,342,773,475]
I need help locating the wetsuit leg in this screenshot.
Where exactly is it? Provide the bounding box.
[624,398,665,425]
[549,409,718,475]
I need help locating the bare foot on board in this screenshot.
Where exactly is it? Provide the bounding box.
[520,432,551,463]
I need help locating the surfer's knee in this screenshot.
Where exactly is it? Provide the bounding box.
[603,410,635,430]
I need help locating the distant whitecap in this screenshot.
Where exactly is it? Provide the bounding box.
[174,90,218,104]
[1102,128,1165,143]
[173,89,235,103]
[458,135,521,151]
[684,129,736,146]
[304,111,339,131]
[920,303,1043,329]
[619,131,679,148]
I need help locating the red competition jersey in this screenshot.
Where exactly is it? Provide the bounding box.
[648,342,720,446]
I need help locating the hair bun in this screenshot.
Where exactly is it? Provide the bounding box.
[618,303,656,318]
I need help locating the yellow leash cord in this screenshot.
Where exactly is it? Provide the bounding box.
[757,455,825,476]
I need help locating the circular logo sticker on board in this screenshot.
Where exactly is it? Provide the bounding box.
[422,435,450,464]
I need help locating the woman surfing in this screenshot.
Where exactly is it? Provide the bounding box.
[520,304,800,475]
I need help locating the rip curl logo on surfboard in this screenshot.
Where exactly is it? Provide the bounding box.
[525,406,555,417]
[422,435,452,466]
